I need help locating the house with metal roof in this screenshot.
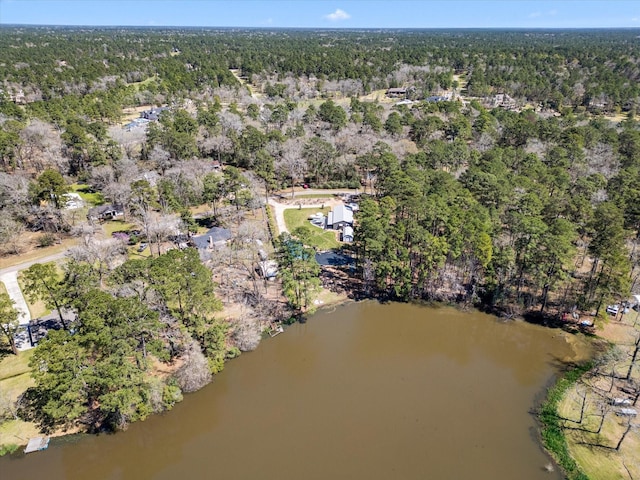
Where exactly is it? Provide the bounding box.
[326,204,353,231]
[342,225,354,243]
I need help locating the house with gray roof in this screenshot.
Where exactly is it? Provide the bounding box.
[192,227,232,250]
[87,204,124,222]
[326,204,353,231]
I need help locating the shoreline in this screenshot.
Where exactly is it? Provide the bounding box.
[0,292,600,471]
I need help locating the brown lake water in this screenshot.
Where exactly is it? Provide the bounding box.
[0,301,588,480]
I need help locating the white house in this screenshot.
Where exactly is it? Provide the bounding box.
[326,204,353,230]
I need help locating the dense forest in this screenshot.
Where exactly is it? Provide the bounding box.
[1,27,640,433]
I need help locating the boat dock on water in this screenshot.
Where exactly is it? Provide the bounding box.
[24,437,50,454]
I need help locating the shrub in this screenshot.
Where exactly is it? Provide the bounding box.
[0,443,19,456]
[37,233,57,248]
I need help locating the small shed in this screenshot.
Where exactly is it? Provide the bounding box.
[342,225,354,243]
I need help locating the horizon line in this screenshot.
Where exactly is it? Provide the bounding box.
[2,23,640,30]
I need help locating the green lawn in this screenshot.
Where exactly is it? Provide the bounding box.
[102,220,136,237]
[283,207,340,250]
[0,350,39,451]
[17,270,52,319]
[71,184,105,206]
[0,350,33,381]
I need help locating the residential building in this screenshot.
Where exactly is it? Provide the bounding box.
[326,204,353,230]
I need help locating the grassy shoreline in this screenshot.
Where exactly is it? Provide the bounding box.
[539,363,593,480]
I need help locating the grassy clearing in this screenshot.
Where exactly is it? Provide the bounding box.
[101,220,136,237]
[0,420,40,450]
[315,288,349,308]
[70,184,104,206]
[0,350,33,381]
[127,245,152,259]
[283,207,340,250]
[16,272,51,319]
[559,371,640,479]
[0,282,6,296]
[561,385,640,480]
[0,351,40,452]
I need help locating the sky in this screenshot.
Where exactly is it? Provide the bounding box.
[0,0,639,29]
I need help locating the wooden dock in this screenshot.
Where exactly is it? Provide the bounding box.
[268,323,284,337]
[24,436,50,454]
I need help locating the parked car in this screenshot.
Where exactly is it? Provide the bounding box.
[606,304,620,315]
[137,242,148,252]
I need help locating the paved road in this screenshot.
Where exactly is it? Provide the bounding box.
[0,271,30,325]
[0,251,69,277]
[273,188,362,199]
[0,250,69,351]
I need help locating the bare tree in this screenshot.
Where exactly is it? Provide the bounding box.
[175,340,212,393]
[0,212,26,255]
[626,334,640,380]
[219,110,244,136]
[113,156,140,184]
[148,145,172,175]
[277,139,306,198]
[144,212,180,257]
[200,134,233,165]
[231,314,262,352]
[0,172,31,223]
[108,125,146,160]
[89,165,115,191]
[16,119,63,172]
[614,418,637,451]
[67,236,128,286]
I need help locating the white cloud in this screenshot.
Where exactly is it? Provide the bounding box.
[632,17,639,22]
[528,11,541,18]
[325,9,351,21]
[548,9,558,16]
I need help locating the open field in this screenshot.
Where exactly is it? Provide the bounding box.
[0,350,38,450]
[556,317,640,480]
[283,207,340,250]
